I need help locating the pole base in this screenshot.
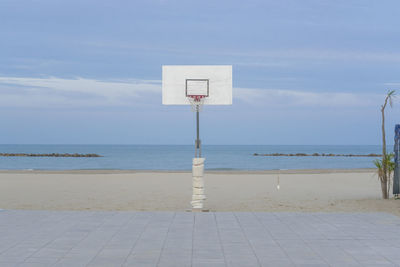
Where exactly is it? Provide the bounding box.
[192,157,206,209]
[186,208,210,212]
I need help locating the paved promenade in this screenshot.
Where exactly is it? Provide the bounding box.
[0,210,399,266]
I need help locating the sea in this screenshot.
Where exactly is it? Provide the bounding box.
[0,144,390,171]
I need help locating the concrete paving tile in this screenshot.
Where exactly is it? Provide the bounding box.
[87,253,129,266]
[87,258,127,267]
[294,264,329,267]
[193,243,222,250]
[158,256,191,265]
[193,248,225,260]
[0,262,19,267]
[357,258,396,265]
[276,239,307,247]
[192,259,227,267]
[52,257,89,267]
[259,259,294,267]
[124,262,157,267]
[344,248,394,265]
[0,255,26,263]
[124,258,159,266]
[329,263,363,267]
[157,262,191,267]
[362,264,398,267]
[312,246,358,262]
[225,258,260,267]
[1,211,400,267]
[125,252,160,265]
[17,263,55,267]
[23,257,60,264]
[0,246,39,259]
[95,248,131,257]
[31,248,69,258]
[254,246,288,259]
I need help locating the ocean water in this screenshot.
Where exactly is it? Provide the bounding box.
[0,144,389,170]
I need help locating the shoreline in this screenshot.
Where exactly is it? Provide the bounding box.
[0,168,376,175]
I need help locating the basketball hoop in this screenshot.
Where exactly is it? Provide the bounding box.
[188,95,206,112]
[162,65,233,210]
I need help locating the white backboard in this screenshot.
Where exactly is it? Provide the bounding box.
[162,65,232,105]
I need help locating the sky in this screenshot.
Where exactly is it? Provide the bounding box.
[0,0,399,145]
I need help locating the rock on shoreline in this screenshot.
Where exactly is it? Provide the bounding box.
[253,153,381,157]
[0,153,102,157]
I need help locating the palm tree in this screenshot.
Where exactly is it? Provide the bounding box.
[374,153,395,198]
[378,90,395,199]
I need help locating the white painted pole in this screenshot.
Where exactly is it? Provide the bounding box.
[191,157,206,209]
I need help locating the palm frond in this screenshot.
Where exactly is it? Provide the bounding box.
[373,159,382,169]
[388,90,396,107]
[388,90,396,97]
[374,153,395,183]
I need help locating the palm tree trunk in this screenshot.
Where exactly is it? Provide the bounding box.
[381,180,388,199]
[381,99,389,199]
[382,107,386,157]
[379,90,395,199]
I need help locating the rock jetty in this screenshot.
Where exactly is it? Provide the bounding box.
[0,153,102,157]
[253,153,381,157]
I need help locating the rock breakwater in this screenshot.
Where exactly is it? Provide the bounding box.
[253,153,381,157]
[0,153,102,157]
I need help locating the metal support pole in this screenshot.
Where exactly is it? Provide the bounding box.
[195,108,201,158]
[191,104,207,210]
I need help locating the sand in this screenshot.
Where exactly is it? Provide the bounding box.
[0,169,399,216]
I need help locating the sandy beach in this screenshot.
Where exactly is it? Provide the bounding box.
[0,169,399,216]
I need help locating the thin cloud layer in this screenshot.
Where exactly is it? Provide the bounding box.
[234,87,384,108]
[0,76,389,109]
[0,77,160,108]
[223,49,400,63]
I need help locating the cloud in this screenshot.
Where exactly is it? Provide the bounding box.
[222,49,400,63]
[73,39,400,64]
[234,62,291,68]
[234,87,384,108]
[0,76,161,108]
[0,76,389,109]
[384,82,400,87]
